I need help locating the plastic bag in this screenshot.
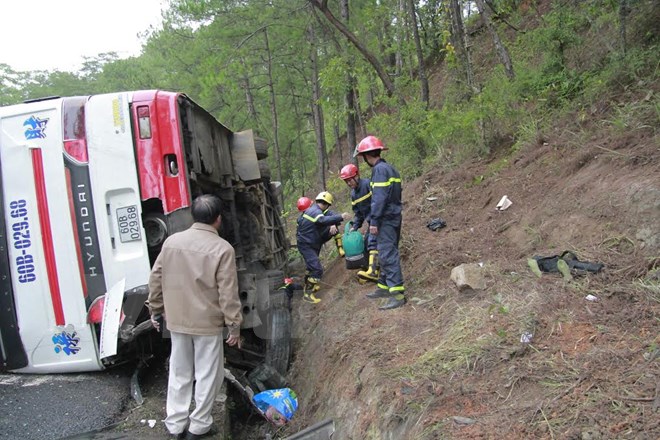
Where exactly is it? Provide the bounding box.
[252,388,298,426]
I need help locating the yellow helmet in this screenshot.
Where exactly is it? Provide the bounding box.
[315,191,334,205]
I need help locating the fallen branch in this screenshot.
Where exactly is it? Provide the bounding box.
[615,396,654,402]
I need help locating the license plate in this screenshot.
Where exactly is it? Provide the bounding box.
[115,205,142,243]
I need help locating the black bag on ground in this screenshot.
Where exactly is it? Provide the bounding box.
[533,251,604,274]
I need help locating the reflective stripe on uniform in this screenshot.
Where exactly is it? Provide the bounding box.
[389,285,405,293]
[371,177,402,187]
[351,191,372,205]
[302,213,323,222]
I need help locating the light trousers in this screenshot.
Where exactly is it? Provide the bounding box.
[164,331,224,435]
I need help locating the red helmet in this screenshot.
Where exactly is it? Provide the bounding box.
[354,135,387,157]
[340,163,359,180]
[284,277,293,285]
[297,196,313,211]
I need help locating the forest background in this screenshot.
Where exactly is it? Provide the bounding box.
[2,0,656,213]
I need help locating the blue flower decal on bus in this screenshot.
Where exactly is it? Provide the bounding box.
[23,115,49,140]
[52,331,81,356]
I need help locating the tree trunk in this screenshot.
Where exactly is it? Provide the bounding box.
[395,0,406,77]
[240,57,257,120]
[308,24,327,190]
[263,29,284,203]
[334,123,343,164]
[341,0,358,164]
[619,0,630,56]
[448,0,476,95]
[408,0,430,105]
[475,0,515,80]
[427,0,443,56]
[289,82,308,197]
[345,84,357,163]
[308,0,399,99]
[353,86,366,141]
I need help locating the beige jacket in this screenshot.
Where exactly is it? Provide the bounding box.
[146,223,242,336]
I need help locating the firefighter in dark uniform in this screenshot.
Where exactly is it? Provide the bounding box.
[339,163,379,283]
[354,136,406,310]
[296,192,350,303]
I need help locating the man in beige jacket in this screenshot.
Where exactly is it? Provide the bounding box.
[147,194,242,440]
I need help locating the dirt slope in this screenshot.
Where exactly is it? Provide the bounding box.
[283,112,659,438]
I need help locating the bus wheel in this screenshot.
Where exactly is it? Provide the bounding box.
[265,294,292,376]
[258,160,271,181]
[144,213,168,249]
[254,137,268,160]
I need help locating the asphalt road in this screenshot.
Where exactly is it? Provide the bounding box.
[0,368,132,440]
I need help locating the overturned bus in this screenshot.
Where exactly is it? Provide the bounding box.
[0,90,291,375]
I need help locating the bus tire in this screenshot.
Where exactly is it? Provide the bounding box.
[258,160,271,181]
[265,302,291,375]
[254,137,268,160]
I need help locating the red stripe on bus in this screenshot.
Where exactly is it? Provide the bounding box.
[31,149,65,326]
[65,168,88,298]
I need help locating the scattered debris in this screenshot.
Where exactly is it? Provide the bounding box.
[496,195,512,211]
[426,196,438,201]
[532,251,604,274]
[224,367,297,427]
[427,218,447,231]
[520,331,534,344]
[452,416,477,425]
[284,419,335,440]
[585,294,599,302]
[139,419,157,428]
[248,363,288,392]
[253,388,298,426]
[131,364,144,405]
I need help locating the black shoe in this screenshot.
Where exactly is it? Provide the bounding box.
[366,287,392,299]
[379,294,406,310]
[170,432,186,440]
[184,426,218,440]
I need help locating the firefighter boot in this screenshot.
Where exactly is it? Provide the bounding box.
[366,283,392,299]
[334,233,345,257]
[357,251,379,283]
[379,293,407,310]
[303,277,322,304]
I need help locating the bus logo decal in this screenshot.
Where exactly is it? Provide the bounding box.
[23,116,49,140]
[52,330,81,356]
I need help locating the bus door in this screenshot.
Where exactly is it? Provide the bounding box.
[0,99,102,373]
[83,93,151,321]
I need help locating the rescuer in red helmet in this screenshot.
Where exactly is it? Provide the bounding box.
[353,135,406,310]
[297,196,313,212]
[339,163,379,283]
[295,192,350,303]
